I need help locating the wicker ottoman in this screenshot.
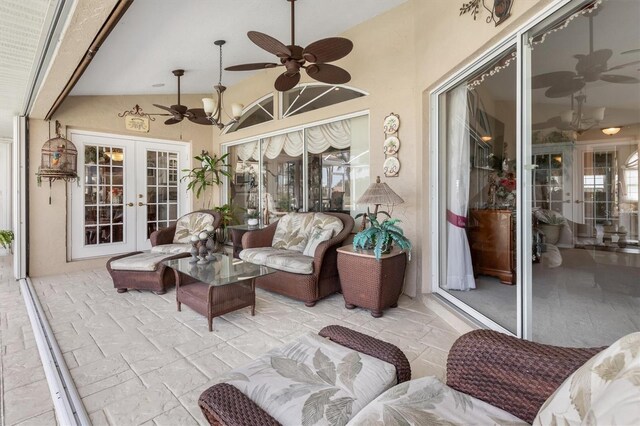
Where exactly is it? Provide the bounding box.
[198,325,411,426]
[106,251,188,295]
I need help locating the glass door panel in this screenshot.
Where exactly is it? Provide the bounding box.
[437,47,518,334]
[227,141,260,225]
[526,0,640,346]
[136,143,188,250]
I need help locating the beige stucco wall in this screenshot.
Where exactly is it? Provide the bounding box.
[27,0,554,290]
[28,94,213,276]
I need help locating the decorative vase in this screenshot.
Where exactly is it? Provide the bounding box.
[206,236,216,260]
[539,224,562,245]
[189,240,199,263]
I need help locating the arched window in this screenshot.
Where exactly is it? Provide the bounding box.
[224,94,274,134]
[281,84,367,118]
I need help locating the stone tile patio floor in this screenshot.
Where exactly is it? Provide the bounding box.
[26,266,461,426]
[0,255,57,426]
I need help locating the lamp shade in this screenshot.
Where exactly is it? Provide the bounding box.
[560,110,574,124]
[592,107,606,122]
[202,98,215,115]
[357,176,404,206]
[231,103,244,119]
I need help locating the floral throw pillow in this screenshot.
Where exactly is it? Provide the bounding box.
[534,332,640,426]
[272,213,314,252]
[303,226,333,257]
[173,212,214,243]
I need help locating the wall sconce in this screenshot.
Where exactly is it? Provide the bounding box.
[601,127,621,136]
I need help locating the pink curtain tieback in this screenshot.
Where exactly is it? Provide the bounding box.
[447,209,467,228]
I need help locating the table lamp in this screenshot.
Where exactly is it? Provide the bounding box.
[356,176,404,229]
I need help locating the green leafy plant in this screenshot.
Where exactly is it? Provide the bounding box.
[245,208,259,219]
[213,203,237,228]
[353,214,411,260]
[181,151,231,200]
[0,230,14,253]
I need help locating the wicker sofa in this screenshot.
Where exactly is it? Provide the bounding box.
[240,212,354,307]
[198,327,640,425]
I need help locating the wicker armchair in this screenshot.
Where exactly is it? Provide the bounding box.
[446,330,605,424]
[241,212,354,307]
[150,210,222,249]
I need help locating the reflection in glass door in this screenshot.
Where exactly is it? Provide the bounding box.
[71,132,189,259]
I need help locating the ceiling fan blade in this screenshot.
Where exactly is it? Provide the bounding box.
[186,108,208,118]
[153,104,175,113]
[171,104,188,115]
[531,71,576,89]
[544,80,585,98]
[622,49,640,55]
[599,74,640,84]
[274,72,300,92]
[164,118,182,125]
[225,62,279,71]
[302,37,353,63]
[187,115,214,125]
[248,31,291,58]
[607,60,640,71]
[305,63,351,85]
[574,49,612,75]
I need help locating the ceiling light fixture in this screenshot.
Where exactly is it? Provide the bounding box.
[202,40,243,129]
[481,135,493,142]
[601,127,622,136]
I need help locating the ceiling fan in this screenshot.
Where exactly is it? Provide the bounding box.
[532,90,605,134]
[153,70,211,125]
[532,13,640,98]
[225,0,353,92]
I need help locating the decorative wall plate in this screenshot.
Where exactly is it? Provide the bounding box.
[383,136,400,155]
[383,156,400,177]
[383,113,400,134]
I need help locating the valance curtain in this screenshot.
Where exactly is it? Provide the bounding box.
[446,85,476,291]
[234,120,352,161]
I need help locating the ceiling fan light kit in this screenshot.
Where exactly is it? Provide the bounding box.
[225,0,354,92]
[601,127,621,136]
[201,40,244,129]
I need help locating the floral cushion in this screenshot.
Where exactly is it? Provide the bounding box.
[150,243,191,254]
[272,213,315,252]
[173,212,215,244]
[109,252,172,272]
[534,332,640,426]
[219,332,397,426]
[310,213,343,238]
[303,226,334,257]
[348,376,528,425]
[240,247,314,274]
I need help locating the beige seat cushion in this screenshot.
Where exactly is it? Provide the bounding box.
[348,376,527,425]
[219,332,397,426]
[303,226,334,257]
[150,243,191,254]
[110,252,172,272]
[173,212,215,243]
[534,332,640,426]
[240,247,314,274]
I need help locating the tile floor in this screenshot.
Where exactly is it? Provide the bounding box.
[30,267,462,425]
[0,255,57,426]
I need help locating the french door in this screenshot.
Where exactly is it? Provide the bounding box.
[70,131,190,259]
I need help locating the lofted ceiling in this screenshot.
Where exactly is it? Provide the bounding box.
[0,0,57,138]
[70,0,407,96]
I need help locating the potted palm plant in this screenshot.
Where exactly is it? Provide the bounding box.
[181,150,231,207]
[352,212,411,260]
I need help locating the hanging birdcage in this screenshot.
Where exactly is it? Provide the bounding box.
[36,133,78,185]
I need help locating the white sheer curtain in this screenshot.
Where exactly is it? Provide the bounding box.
[445,85,475,291]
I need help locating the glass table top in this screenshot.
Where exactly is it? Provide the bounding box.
[163,254,275,287]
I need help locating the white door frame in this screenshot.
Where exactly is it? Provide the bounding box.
[13,117,27,279]
[69,130,191,260]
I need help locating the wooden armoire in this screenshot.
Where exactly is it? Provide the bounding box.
[467,209,516,285]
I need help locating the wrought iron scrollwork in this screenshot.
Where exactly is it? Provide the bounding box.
[117,104,157,121]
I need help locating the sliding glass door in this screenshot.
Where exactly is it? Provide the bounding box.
[434,0,640,346]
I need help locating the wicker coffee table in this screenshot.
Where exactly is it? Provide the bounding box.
[164,255,275,331]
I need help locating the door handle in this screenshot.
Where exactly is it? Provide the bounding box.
[575,200,583,204]
[563,200,571,203]
[127,202,134,207]
[138,202,146,206]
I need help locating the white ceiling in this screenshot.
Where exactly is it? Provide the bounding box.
[0,0,56,138]
[71,0,407,96]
